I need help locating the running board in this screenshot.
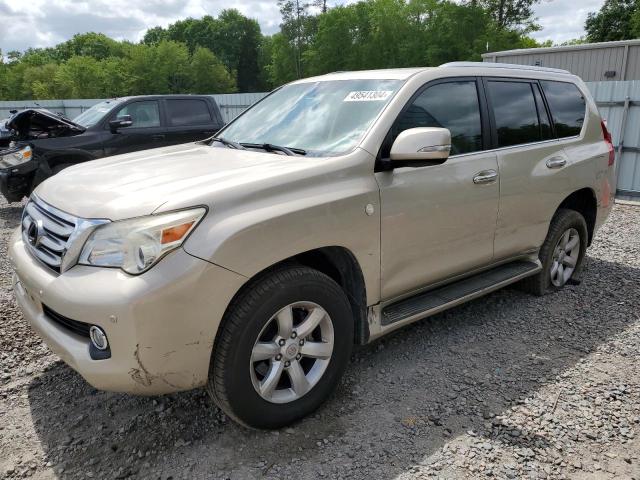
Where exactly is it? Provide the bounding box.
[381,260,541,326]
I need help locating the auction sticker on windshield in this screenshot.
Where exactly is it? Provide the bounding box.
[344,91,393,102]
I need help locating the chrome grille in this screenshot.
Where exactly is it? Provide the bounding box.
[21,195,78,273]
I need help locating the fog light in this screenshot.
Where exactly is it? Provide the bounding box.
[89,326,109,350]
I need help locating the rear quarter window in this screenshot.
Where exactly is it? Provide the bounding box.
[541,81,586,138]
[166,99,212,127]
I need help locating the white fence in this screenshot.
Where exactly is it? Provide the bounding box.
[0,93,269,124]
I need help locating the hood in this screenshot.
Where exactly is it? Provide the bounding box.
[34,142,332,220]
[6,108,85,141]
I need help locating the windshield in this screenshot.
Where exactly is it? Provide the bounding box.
[219,79,403,156]
[73,99,124,127]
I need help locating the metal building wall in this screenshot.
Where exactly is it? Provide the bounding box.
[483,40,640,82]
[588,81,640,197]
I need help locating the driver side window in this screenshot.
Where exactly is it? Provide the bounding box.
[115,101,160,128]
[388,81,483,156]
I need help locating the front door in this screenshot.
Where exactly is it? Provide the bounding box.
[377,79,500,300]
[102,100,166,156]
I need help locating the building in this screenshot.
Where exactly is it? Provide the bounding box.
[482,40,640,82]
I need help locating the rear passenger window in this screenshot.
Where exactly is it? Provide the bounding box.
[392,81,483,155]
[541,81,586,138]
[166,99,212,126]
[487,81,542,147]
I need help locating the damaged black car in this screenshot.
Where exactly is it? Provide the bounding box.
[0,95,224,202]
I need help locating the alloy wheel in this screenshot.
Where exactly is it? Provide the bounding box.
[250,302,334,404]
[550,227,580,287]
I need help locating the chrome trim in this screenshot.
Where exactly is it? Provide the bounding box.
[418,144,451,153]
[473,169,499,184]
[21,194,110,274]
[546,156,567,169]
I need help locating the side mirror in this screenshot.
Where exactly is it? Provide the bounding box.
[109,115,133,133]
[390,127,451,165]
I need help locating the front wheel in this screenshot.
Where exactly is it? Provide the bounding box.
[207,266,353,429]
[521,208,588,296]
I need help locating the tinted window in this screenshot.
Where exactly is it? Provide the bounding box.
[116,101,160,128]
[541,81,585,138]
[488,81,541,147]
[167,99,212,126]
[392,81,482,155]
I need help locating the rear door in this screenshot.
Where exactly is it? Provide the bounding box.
[487,78,582,260]
[163,98,220,145]
[102,99,166,156]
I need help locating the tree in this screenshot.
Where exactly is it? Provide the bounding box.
[466,0,541,32]
[189,47,236,93]
[585,0,639,42]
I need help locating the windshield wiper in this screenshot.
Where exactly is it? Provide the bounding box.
[210,137,247,150]
[240,143,306,156]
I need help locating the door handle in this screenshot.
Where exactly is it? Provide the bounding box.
[546,156,567,169]
[152,134,165,140]
[473,169,498,184]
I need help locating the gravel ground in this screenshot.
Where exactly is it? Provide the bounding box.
[1,197,639,480]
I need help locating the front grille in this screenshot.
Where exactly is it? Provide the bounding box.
[42,304,91,338]
[21,195,78,273]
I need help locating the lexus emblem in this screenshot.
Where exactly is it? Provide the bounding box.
[27,219,44,247]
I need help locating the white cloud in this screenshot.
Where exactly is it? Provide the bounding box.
[0,0,607,54]
[531,0,605,43]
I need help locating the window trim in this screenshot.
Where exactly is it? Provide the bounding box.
[376,76,490,169]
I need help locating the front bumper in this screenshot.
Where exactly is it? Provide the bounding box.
[0,159,38,202]
[8,229,246,395]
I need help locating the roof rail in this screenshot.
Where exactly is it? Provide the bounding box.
[440,61,571,75]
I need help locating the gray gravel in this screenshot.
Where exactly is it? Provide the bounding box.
[1,197,639,480]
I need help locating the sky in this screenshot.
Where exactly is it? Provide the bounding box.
[0,0,606,54]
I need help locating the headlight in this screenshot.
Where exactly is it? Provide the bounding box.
[0,145,32,169]
[78,208,206,274]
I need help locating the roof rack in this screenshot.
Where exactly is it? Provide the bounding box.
[440,61,571,75]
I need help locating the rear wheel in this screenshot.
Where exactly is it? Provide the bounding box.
[521,208,588,296]
[207,266,353,429]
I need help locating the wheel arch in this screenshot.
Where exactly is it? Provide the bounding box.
[221,246,370,346]
[556,188,598,246]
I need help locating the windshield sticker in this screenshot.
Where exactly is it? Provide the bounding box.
[343,90,393,102]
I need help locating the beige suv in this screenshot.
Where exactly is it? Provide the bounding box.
[9,62,616,428]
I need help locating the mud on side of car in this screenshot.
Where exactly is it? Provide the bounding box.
[8,62,616,428]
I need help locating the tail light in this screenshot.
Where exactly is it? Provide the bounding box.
[601,120,615,166]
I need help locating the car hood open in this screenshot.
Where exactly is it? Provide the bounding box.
[6,108,86,141]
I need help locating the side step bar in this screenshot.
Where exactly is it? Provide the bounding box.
[381,260,541,326]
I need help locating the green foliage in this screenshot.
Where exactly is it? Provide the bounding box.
[0,0,550,100]
[190,47,236,93]
[467,0,542,32]
[585,0,640,42]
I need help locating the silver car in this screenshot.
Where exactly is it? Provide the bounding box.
[9,62,616,428]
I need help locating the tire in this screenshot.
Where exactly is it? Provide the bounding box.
[520,208,588,296]
[207,266,354,429]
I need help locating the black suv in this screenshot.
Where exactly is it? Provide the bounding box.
[0,95,224,202]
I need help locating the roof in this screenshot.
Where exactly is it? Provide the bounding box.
[293,68,431,83]
[482,39,640,58]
